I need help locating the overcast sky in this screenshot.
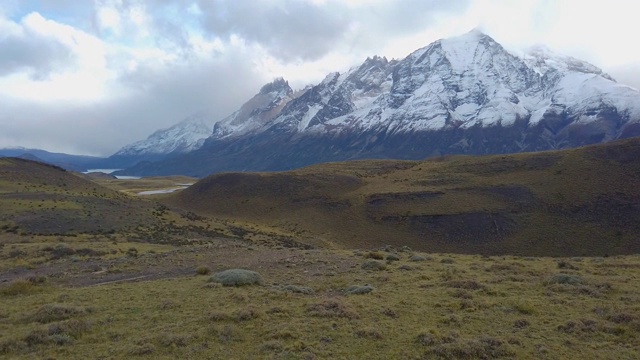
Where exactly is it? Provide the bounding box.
[0,0,638,156]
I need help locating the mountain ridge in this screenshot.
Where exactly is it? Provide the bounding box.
[116,30,640,177]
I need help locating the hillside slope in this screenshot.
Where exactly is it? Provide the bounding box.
[166,138,640,256]
[0,158,163,235]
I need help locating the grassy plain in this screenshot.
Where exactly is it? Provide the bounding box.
[1,244,640,359]
[1,139,640,358]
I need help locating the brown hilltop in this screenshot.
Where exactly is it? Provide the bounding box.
[0,157,160,235]
[166,138,640,256]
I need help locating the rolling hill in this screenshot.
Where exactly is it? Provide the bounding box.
[0,157,164,236]
[166,137,640,256]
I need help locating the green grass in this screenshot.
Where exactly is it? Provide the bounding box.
[0,248,639,359]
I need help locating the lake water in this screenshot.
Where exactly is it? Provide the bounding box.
[84,169,141,180]
[138,184,193,196]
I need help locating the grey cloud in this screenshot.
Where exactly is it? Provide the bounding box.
[196,0,470,62]
[0,23,76,79]
[197,0,351,61]
[0,48,267,156]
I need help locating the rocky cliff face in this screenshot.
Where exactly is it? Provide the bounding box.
[117,30,640,177]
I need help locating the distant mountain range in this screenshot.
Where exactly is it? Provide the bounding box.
[113,30,640,177]
[6,30,640,176]
[0,148,103,172]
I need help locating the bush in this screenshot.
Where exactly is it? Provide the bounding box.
[48,319,91,338]
[233,306,261,321]
[28,304,87,324]
[157,333,190,347]
[282,285,314,294]
[416,329,457,346]
[196,266,211,275]
[364,252,384,260]
[444,280,486,291]
[48,244,76,259]
[355,327,383,339]
[0,280,35,296]
[425,336,514,359]
[209,269,264,287]
[513,319,530,329]
[307,299,359,319]
[386,254,400,262]
[410,255,427,262]
[557,260,579,270]
[129,343,156,356]
[546,274,584,285]
[8,249,26,258]
[361,260,386,271]
[345,285,374,295]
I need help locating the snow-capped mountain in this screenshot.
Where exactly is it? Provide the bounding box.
[210,78,295,139]
[118,30,640,177]
[114,112,213,156]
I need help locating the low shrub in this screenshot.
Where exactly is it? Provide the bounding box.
[514,319,530,329]
[355,327,383,339]
[261,340,284,353]
[425,336,514,359]
[48,244,76,259]
[28,304,88,324]
[208,269,264,287]
[415,329,457,346]
[557,260,579,270]
[75,248,106,257]
[282,285,314,294]
[8,249,26,258]
[546,274,584,285]
[444,280,486,291]
[364,251,385,260]
[128,343,156,356]
[386,254,400,262]
[307,299,359,319]
[607,313,636,324]
[557,319,598,333]
[233,306,261,322]
[361,260,386,271]
[410,255,427,262]
[0,280,35,296]
[196,266,211,275]
[345,285,374,295]
[157,333,190,347]
[48,319,92,338]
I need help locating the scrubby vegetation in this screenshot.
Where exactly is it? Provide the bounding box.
[1,140,640,358]
[208,269,264,287]
[1,244,639,359]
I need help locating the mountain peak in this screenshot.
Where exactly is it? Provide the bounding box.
[114,113,213,157]
[259,77,292,95]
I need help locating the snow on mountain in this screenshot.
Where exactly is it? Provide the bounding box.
[114,113,213,156]
[211,78,294,139]
[254,30,638,142]
[119,30,640,176]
